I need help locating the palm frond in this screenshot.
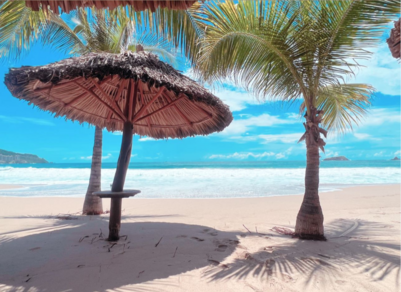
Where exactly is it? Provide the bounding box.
[0,1,48,62]
[41,10,86,55]
[102,7,178,64]
[308,0,400,90]
[192,0,307,103]
[315,83,374,133]
[141,1,206,64]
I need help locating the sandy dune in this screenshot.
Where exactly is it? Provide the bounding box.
[0,185,399,292]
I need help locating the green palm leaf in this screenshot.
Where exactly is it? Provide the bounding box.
[188,0,395,132]
[195,1,303,99]
[308,0,400,92]
[0,3,179,63]
[0,1,48,61]
[141,1,206,63]
[41,10,87,55]
[302,83,374,133]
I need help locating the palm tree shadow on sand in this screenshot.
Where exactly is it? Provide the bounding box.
[204,218,400,291]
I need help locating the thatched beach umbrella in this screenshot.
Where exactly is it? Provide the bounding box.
[5,50,233,241]
[20,0,196,13]
[387,18,400,59]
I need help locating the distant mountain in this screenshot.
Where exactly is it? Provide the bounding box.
[323,156,349,161]
[0,149,48,164]
[391,157,400,161]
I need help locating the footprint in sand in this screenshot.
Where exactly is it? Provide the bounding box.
[335,280,347,285]
[226,239,239,245]
[191,237,205,242]
[29,247,41,251]
[176,235,187,238]
[215,244,228,252]
[208,259,220,266]
[201,228,218,236]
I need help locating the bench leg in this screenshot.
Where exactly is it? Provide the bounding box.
[108,197,122,241]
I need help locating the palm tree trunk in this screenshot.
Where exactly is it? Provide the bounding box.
[82,126,103,215]
[294,108,326,240]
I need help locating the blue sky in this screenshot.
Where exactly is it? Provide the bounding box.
[0,27,400,163]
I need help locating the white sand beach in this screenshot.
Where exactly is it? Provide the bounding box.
[0,184,399,292]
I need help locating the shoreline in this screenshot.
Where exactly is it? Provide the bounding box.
[0,183,399,199]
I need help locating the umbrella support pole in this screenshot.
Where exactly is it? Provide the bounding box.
[109,197,122,241]
[108,122,133,241]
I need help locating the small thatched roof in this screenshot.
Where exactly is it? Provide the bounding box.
[21,0,196,13]
[387,18,400,59]
[5,51,233,139]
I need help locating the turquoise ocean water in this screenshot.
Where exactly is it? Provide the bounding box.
[0,160,399,198]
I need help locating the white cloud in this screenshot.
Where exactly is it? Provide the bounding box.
[112,133,158,142]
[0,115,55,126]
[325,150,339,157]
[358,108,400,128]
[353,133,370,140]
[374,151,384,157]
[139,137,156,142]
[259,133,303,144]
[102,153,112,160]
[287,113,301,119]
[395,150,400,156]
[353,133,381,141]
[275,147,293,159]
[209,151,275,160]
[211,88,259,112]
[184,69,259,112]
[221,113,299,136]
[80,153,112,160]
[352,42,400,96]
[113,134,159,142]
[227,135,259,142]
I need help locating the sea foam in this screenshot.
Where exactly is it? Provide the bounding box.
[0,166,399,198]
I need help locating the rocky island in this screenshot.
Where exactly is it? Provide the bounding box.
[391,157,400,161]
[323,156,349,161]
[0,149,48,164]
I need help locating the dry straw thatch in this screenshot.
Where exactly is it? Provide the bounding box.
[21,0,196,13]
[387,18,400,59]
[5,51,233,139]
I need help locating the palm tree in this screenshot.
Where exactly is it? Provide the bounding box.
[152,0,399,239]
[0,2,176,215]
